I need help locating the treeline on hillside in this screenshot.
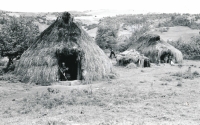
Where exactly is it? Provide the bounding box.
[0,10,92,26]
[95,13,200,52]
[158,14,200,29]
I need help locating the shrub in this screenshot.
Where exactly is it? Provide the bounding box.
[95,23,119,50]
[192,71,200,76]
[0,16,40,69]
[159,15,190,27]
[172,72,182,77]
[168,36,200,59]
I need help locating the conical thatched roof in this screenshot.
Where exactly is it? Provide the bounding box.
[129,34,183,63]
[15,12,112,85]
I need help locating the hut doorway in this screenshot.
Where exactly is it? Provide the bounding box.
[160,51,173,63]
[57,53,81,81]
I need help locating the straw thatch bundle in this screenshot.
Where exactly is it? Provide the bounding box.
[125,63,137,69]
[116,49,148,66]
[15,12,112,85]
[129,34,183,63]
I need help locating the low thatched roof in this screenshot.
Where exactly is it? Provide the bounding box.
[15,12,112,85]
[116,49,148,66]
[129,34,183,63]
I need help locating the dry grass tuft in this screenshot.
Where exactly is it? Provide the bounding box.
[172,69,199,79]
[0,74,19,83]
[160,77,172,82]
[126,63,137,69]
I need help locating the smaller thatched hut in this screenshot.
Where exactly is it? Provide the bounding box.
[116,49,149,67]
[128,34,183,63]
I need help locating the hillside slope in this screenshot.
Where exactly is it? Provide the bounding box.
[149,26,200,42]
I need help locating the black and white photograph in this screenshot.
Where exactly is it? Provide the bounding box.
[0,0,200,124]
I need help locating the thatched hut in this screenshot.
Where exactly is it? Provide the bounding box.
[15,12,112,85]
[129,34,183,63]
[116,49,148,66]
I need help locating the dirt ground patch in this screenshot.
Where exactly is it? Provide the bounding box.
[0,60,200,125]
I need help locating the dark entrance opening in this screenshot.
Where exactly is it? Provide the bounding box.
[160,51,173,63]
[57,53,81,81]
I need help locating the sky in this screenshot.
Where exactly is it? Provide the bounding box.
[0,0,199,14]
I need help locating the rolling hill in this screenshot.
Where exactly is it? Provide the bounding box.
[149,26,200,42]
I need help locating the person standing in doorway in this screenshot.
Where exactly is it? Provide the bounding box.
[60,62,70,80]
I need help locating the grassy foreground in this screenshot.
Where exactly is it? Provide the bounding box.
[0,60,200,125]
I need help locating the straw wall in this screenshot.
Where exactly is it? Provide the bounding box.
[15,12,112,85]
[129,34,183,63]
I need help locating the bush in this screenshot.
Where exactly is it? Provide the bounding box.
[192,71,200,76]
[95,23,119,50]
[168,37,200,59]
[0,16,40,69]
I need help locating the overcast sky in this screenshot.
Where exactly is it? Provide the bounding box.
[0,0,199,14]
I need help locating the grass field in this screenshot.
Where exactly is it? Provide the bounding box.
[149,26,200,42]
[0,60,200,125]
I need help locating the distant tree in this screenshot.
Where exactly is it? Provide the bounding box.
[168,36,200,59]
[129,24,150,44]
[0,16,39,69]
[173,16,190,26]
[0,17,7,24]
[171,16,175,20]
[95,23,119,50]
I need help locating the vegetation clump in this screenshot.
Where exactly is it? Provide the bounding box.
[0,16,40,70]
[168,36,200,59]
[172,70,199,79]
